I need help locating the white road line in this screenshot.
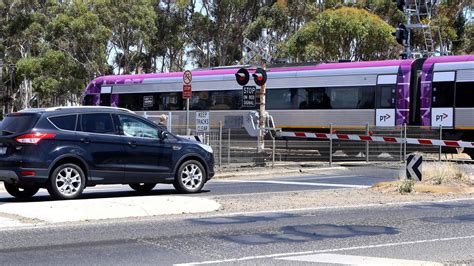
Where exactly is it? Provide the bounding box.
[207,190,326,198]
[277,253,442,265]
[176,235,474,265]
[214,179,369,188]
[213,175,372,182]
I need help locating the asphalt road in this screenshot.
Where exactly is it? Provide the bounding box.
[0,167,398,203]
[2,167,472,265]
[0,198,473,265]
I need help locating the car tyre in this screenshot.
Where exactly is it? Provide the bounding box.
[4,183,39,199]
[47,163,86,200]
[129,183,156,192]
[173,160,206,193]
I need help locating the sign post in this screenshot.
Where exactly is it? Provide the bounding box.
[183,70,192,135]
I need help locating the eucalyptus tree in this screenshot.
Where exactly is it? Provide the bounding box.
[0,0,51,110]
[285,7,398,62]
[103,0,157,74]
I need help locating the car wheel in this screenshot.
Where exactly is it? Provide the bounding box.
[129,183,156,192]
[173,160,206,193]
[47,163,86,200]
[4,183,39,199]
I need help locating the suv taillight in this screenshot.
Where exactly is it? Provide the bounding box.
[15,133,56,144]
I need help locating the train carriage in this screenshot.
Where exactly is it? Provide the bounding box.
[84,60,414,128]
[83,55,474,158]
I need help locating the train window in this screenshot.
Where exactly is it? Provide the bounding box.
[432,82,454,107]
[190,92,210,110]
[267,88,302,110]
[83,95,94,106]
[100,93,111,106]
[118,94,141,110]
[330,86,374,109]
[208,90,242,110]
[159,92,183,110]
[455,82,474,108]
[376,85,396,108]
[358,87,375,109]
[296,88,332,109]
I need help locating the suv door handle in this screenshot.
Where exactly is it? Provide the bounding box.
[128,141,137,147]
[80,138,90,144]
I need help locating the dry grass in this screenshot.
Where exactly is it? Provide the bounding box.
[372,162,474,194]
[421,162,473,186]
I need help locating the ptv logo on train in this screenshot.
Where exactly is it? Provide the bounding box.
[379,113,391,122]
[431,108,453,127]
[375,109,395,127]
[435,113,448,122]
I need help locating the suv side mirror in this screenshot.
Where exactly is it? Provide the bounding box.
[158,131,168,140]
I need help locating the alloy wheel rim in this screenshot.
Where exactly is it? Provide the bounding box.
[181,164,203,190]
[56,167,81,196]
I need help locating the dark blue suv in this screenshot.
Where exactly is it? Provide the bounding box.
[0,107,214,199]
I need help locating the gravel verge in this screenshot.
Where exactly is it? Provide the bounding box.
[212,188,474,214]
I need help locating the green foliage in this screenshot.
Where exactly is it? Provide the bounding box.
[286,7,398,62]
[462,23,474,54]
[397,179,415,194]
[0,0,472,110]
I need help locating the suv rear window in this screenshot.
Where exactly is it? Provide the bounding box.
[49,115,77,131]
[0,113,40,135]
[80,113,115,134]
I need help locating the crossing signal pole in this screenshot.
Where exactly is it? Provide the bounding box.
[242,29,272,165]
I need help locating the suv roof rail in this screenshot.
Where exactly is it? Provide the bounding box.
[45,106,134,113]
[19,106,134,113]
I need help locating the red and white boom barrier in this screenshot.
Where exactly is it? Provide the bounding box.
[277,131,474,149]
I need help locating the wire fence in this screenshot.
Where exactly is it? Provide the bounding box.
[167,122,473,168]
[139,111,472,168]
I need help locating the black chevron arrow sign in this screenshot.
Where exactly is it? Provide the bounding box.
[406,154,422,181]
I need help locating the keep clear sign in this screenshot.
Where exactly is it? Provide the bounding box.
[242,86,257,107]
[196,111,210,132]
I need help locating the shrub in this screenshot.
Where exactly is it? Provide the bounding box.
[397,179,415,194]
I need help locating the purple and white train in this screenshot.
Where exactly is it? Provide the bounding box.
[84,55,474,157]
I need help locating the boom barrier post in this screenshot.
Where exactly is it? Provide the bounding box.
[365,123,369,163]
[403,123,407,163]
[227,128,231,165]
[219,121,222,168]
[329,123,333,166]
[439,126,442,162]
[400,125,403,161]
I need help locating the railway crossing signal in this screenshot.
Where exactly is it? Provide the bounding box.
[252,68,267,86]
[235,68,250,86]
[393,23,408,45]
[406,154,422,181]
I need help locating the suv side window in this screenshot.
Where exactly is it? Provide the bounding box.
[118,114,158,139]
[49,115,77,131]
[80,113,115,134]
